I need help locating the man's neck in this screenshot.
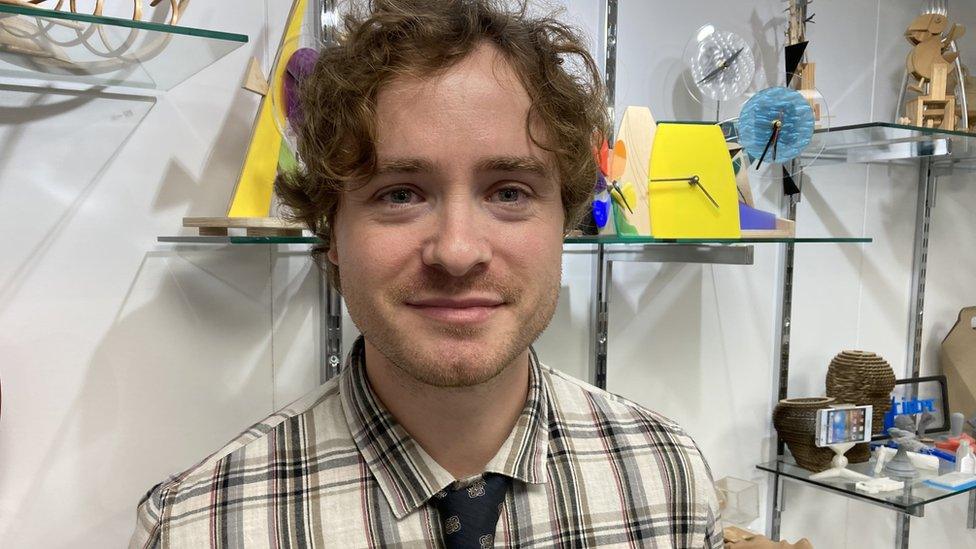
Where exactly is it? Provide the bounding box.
[362,342,531,480]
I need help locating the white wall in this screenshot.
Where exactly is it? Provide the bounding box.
[0,2,320,547]
[1,1,975,548]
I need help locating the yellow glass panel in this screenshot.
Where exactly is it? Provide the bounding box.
[227,0,308,218]
[648,123,741,238]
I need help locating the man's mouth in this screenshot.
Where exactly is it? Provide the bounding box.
[404,296,505,324]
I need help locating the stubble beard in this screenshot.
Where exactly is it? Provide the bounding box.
[343,267,561,388]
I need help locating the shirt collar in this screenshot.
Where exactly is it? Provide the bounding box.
[340,336,550,520]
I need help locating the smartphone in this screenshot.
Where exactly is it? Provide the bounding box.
[815,405,873,447]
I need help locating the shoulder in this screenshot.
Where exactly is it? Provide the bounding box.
[541,363,692,439]
[539,363,717,489]
[540,364,723,548]
[129,379,343,547]
[171,379,341,489]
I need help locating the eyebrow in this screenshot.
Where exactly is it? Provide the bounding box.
[476,156,551,178]
[374,155,551,178]
[374,158,435,176]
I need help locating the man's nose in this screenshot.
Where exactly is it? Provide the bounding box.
[421,198,492,277]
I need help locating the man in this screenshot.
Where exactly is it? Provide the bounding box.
[131,1,722,547]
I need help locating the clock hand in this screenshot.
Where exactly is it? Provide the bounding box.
[772,125,779,162]
[650,175,719,208]
[697,65,727,85]
[610,181,634,214]
[722,47,746,70]
[690,175,720,209]
[754,119,782,170]
[696,47,746,85]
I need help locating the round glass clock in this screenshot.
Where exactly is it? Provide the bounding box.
[738,86,815,167]
[685,25,757,102]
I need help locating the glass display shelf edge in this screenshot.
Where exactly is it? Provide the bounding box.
[0,4,248,41]
[757,457,976,515]
[660,120,976,167]
[0,4,248,89]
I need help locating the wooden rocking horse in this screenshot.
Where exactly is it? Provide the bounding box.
[901,12,966,130]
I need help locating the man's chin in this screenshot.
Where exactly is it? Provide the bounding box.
[384,332,519,388]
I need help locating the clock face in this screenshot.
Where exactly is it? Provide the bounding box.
[647,123,741,239]
[738,86,815,165]
[688,26,756,101]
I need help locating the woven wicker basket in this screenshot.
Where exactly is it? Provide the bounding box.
[825,350,896,462]
[772,397,836,472]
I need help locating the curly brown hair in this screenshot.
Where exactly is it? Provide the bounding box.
[275,0,609,291]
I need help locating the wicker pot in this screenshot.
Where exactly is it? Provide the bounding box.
[773,397,836,472]
[825,350,896,462]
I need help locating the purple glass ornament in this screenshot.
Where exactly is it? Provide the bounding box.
[283,48,320,128]
[594,172,608,193]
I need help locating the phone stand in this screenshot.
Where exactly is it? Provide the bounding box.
[809,442,872,482]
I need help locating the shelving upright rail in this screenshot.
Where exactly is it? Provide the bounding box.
[316,0,345,384]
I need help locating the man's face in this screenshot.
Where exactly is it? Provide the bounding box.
[329,43,565,388]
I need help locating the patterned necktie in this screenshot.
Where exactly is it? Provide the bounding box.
[431,473,512,549]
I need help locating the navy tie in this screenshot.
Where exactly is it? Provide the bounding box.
[431,473,512,548]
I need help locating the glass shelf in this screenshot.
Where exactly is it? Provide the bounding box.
[757,457,976,516]
[157,235,872,245]
[804,122,976,166]
[0,4,248,90]
[661,120,976,166]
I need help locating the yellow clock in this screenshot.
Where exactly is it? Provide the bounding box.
[647,123,741,238]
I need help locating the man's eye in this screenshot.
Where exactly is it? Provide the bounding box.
[493,187,527,203]
[380,188,419,205]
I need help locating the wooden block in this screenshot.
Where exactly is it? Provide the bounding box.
[732,149,754,207]
[942,96,957,130]
[616,106,657,236]
[776,217,796,234]
[741,218,795,238]
[243,56,270,96]
[246,227,303,237]
[723,526,756,543]
[799,62,816,91]
[905,97,927,127]
[184,216,307,237]
[798,89,822,122]
[930,62,949,100]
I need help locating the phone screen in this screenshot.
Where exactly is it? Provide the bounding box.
[820,407,869,445]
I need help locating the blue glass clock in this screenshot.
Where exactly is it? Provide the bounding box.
[738,86,815,168]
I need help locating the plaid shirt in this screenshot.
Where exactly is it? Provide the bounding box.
[131,337,722,548]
